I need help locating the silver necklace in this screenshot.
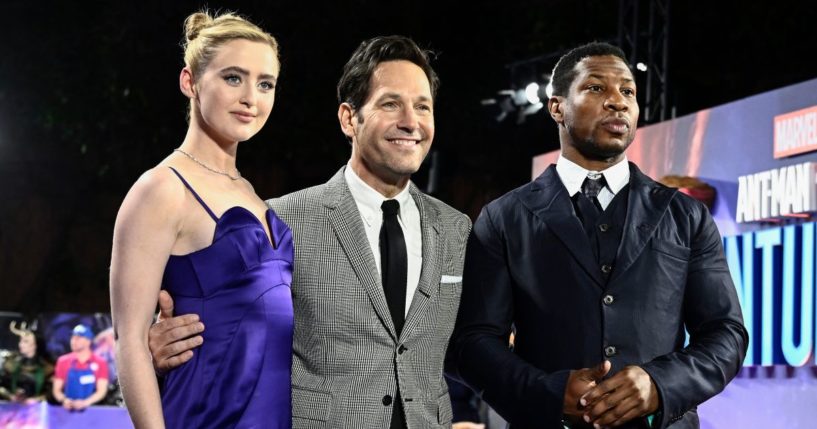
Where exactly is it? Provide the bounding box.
[174,148,241,180]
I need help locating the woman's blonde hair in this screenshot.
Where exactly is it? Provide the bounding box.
[183,10,279,79]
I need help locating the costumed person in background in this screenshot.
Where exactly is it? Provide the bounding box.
[0,322,53,402]
[52,324,109,410]
[110,10,292,429]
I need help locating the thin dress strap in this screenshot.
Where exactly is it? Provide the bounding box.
[167,167,218,221]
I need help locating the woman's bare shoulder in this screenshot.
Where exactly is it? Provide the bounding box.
[118,165,188,223]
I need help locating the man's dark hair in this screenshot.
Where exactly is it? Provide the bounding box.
[337,35,440,112]
[550,42,628,97]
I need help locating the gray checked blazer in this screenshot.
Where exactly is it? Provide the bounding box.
[267,166,472,429]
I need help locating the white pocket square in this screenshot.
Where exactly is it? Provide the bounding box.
[440,275,462,283]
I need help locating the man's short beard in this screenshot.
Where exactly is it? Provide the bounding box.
[568,127,632,162]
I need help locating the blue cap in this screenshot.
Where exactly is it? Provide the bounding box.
[72,324,94,340]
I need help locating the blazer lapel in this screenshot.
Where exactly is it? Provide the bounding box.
[323,168,399,340]
[521,166,604,288]
[400,184,442,341]
[610,163,677,283]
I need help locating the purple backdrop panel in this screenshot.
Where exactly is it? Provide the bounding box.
[0,401,133,429]
[0,401,45,428]
[698,367,817,429]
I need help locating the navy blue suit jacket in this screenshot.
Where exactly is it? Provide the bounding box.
[451,163,748,428]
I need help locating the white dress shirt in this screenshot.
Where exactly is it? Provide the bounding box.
[555,154,631,210]
[345,164,422,316]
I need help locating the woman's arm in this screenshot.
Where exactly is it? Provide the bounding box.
[111,168,185,429]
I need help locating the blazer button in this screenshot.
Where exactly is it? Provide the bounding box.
[602,294,614,305]
[601,264,612,274]
[382,395,393,406]
[598,223,610,232]
[604,345,617,357]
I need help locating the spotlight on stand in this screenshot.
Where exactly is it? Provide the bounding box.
[481,75,552,124]
[525,82,541,104]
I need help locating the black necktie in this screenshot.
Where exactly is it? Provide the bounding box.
[574,175,607,236]
[380,200,408,429]
[380,199,407,337]
[582,174,606,211]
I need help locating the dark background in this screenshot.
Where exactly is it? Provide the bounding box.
[1,0,815,314]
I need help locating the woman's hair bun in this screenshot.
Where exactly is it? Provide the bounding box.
[184,11,213,43]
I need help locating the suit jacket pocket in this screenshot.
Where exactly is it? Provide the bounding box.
[437,390,453,425]
[292,385,331,423]
[439,279,462,293]
[438,280,463,312]
[650,239,691,261]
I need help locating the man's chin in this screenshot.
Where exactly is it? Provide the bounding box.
[386,157,425,176]
[581,139,632,161]
[390,166,421,179]
[578,148,625,162]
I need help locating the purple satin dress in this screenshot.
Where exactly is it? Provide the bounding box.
[160,168,293,429]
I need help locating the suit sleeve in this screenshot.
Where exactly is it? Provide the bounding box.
[450,205,570,426]
[640,205,748,428]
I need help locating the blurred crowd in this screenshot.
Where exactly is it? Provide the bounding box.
[0,319,120,409]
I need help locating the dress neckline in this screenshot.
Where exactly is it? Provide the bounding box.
[169,206,281,258]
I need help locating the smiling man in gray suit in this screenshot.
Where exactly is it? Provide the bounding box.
[148,35,471,429]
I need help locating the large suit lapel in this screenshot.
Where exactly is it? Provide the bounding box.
[401,184,442,341]
[610,163,677,283]
[322,168,400,340]
[521,165,604,287]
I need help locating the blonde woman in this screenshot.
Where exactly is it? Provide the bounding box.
[110,11,292,428]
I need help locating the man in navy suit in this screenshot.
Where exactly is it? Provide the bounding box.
[451,42,747,428]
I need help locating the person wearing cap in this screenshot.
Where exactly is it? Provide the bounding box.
[52,324,109,410]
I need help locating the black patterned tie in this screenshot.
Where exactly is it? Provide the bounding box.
[574,175,607,237]
[380,199,407,336]
[582,174,607,212]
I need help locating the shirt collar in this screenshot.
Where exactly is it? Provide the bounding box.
[344,162,412,225]
[555,154,630,197]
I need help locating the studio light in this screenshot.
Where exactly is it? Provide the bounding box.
[483,73,552,123]
[525,82,541,104]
